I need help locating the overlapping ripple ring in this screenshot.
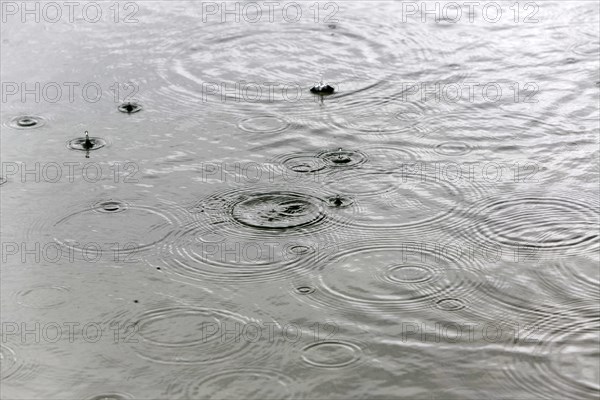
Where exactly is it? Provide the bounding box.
[327,111,440,139]
[49,199,186,261]
[0,342,39,382]
[299,240,490,314]
[503,317,600,400]
[464,194,600,255]
[151,222,339,284]
[188,187,351,240]
[325,169,469,233]
[534,256,600,300]
[151,3,439,119]
[119,305,281,366]
[165,368,300,400]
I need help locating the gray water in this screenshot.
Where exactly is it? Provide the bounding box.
[1,1,599,399]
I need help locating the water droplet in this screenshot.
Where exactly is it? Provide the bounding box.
[67,135,107,152]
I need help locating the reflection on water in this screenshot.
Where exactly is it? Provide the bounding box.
[1,1,599,399]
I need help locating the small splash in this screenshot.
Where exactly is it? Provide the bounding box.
[326,195,354,208]
[94,200,128,214]
[231,192,326,229]
[310,82,335,95]
[318,148,367,168]
[8,115,45,129]
[67,131,107,154]
[118,102,142,114]
[301,341,361,368]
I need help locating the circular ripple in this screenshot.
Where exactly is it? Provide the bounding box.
[15,285,70,309]
[289,245,311,255]
[361,144,418,169]
[238,115,290,134]
[301,341,362,368]
[152,10,422,116]
[467,196,600,254]
[303,242,487,313]
[0,345,19,380]
[317,149,368,168]
[386,265,435,284]
[506,318,600,400]
[152,224,337,284]
[295,286,315,295]
[273,153,329,174]
[7,115,46,129]
[329,111,439,138]
[435,298,467,311]
[169,187,345,282]
[536,256,600,300]
[326,169,464,232]
[548,321,600,397]
[434,141,472,156]
[51,200,181,261]
[132,306,253,365]
[570,40,600,57]
[232,192,325,230]
[67,136,107,152]
[191,187,350,235]
[85,393,134,400]
[167,368,297,400]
